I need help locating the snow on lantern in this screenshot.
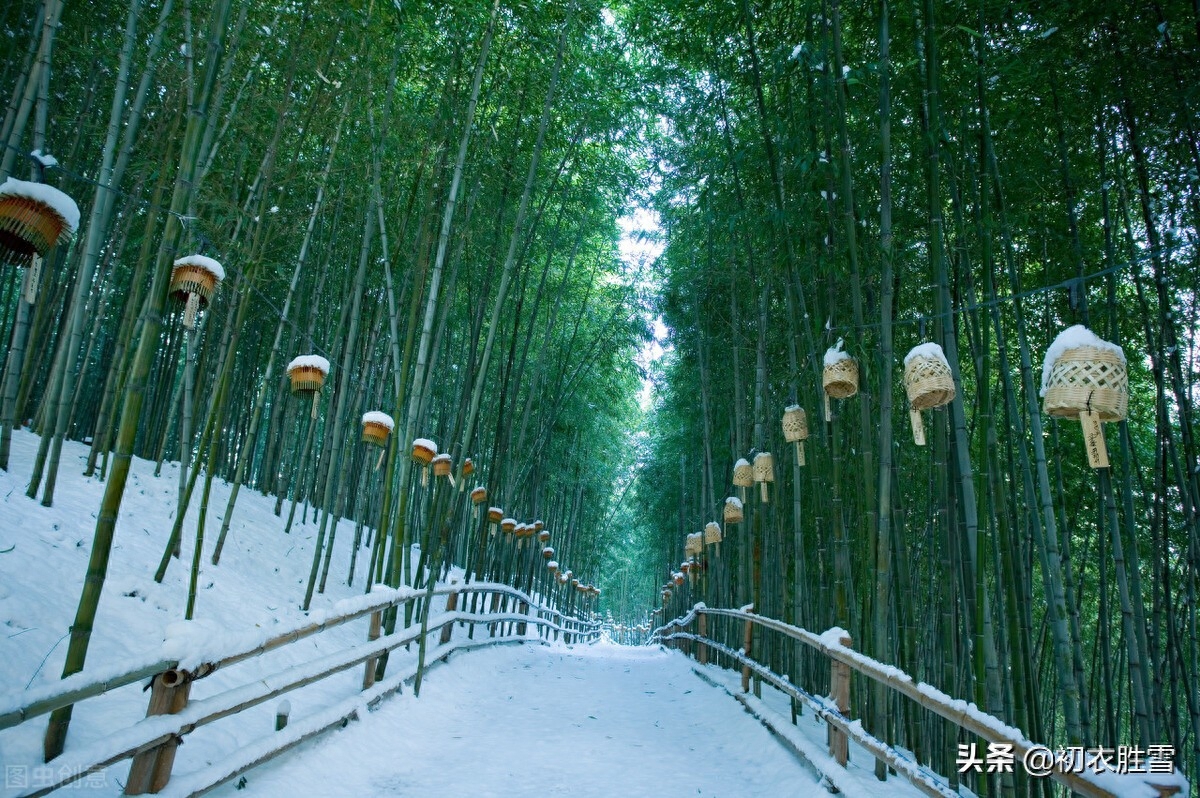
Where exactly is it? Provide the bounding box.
[412,437,437,485]
[782,405,809,466]
[547,560,559,573]
[542,546,555,560]
[470,486,488,505]
[704,521,722,545]
[287,354,330,419]
[0,177,79,283]
[685,532,702,557]
[537,529,551,544]
[501,517,517,535]
[487,506,503,535]
[170,254,224,329]
[903,342,955,446]
[753,452,774,502]
[732,458,753,489]
[723,496,744,524]
[673,572,684,587]
[1041,325,1128,468]
[822,338,859,420]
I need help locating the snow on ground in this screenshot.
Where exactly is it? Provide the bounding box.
[211,642,824,798]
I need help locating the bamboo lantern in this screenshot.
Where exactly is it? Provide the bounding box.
[823,339,859,420]
[533,520,545,533]
[361,411,394,470]
[432,453,454,486]
[753,452,774,502]
[501,517,517,535]
[1041,325,1128,468]
[723,496,744,524]
[537,529,551,544]
[733,457,753,504]
[559,572,569,585]
[0,178,79,277]
[782,405,809,466]
[542,546,555,560]
[487,506,503,535]
[547,560,559,573]
[673,572,684,587]
[361,411,394,447]
[287,355,331,419]
[412,437,437,485]
[681,561,690,574]
[170,254,224,329]
[575,582,587,594]
[903,342,956,445]
[685,532,702,557]
[470,486,488,505]
[460,458,474,491]
[704,521,722,545]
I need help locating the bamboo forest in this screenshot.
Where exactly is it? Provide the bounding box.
[0,0,1197,796]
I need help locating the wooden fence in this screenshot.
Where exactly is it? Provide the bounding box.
[0,581,600,797]
[652,603,1186,798]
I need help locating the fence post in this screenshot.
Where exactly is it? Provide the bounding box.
[362,609,384,689]
[698,611,708,666]
[517,601,529,636]
[828,633,853,767]
[440,583,460,644]
[741,607,755,693]
[124,669,193,794]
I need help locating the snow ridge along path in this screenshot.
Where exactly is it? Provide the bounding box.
[209,641,824,798]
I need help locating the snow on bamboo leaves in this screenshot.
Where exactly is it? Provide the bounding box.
[170,254,224,329]
[903,341,955,445]
[287,354,330,419]
[0,177,79,270]
[1041,325,1128,468]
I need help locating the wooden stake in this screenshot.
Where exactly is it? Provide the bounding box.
[362,610,382,690]
[1080,411,1109,469]
[439,584,459,644]
[741,609,754,693]
[697,611,708,666]
[275,699,291,731]
[23,255,41,304]
[125,669,192,794]
[828,634,853,767]
[910,409,926,446]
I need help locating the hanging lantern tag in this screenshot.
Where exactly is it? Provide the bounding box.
[447,473,456,488]
[910,409,926,446]
[310,391,319,420]
[376,449,385,471]
[760,482,769,503]
[183,292,200,329]
[1080,411,1109,468]
[421,465,429,486]
[824,393,832,423]
[23,255,42,304]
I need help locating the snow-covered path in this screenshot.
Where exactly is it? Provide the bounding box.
[212,642,823,797]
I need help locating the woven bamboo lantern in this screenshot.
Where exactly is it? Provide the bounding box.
[537,529,551,544]
[361,411,394,447]
[723,496,744,524]
[782,405,809,466]
[685,532,703,557]
[501,517,517,535]
[753,452,774,502]
[412,437,437,485]
[575,582,587,594]
[542,546,555,560]
[432,453,454,486]
[458,458,474,492]
[487,506,503,535]
[1041,325,1128,468]
[170,255,224,329]
[0,177,79,274]
[681,561,690,574]
[673,572,684,587]
[823,338,859,420]
[470,486,487,505]
[903,342,956,445]
[732,458,753,488]
[547,560,559,573]
[533,520,544,533]
[704,521,722,545]
[287,355,331,419]
[558,572,570,585]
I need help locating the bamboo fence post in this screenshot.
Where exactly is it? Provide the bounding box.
[439,583,459,645]
[124,669,192,794]
[517,600,529,636]
[698,611,708,665]
[829,633,853,767]
[275,700,290,731]
[741,607,755,693]
[362,610,382,690]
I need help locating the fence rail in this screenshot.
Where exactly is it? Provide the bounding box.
[653,603,1187,798]
[1,581,600,797]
